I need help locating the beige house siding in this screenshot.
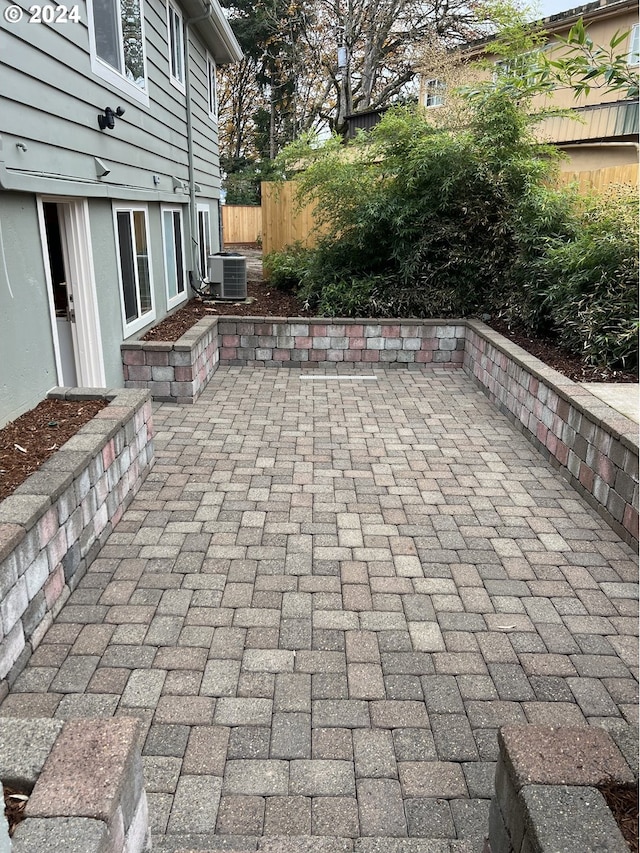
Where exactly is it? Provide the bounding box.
[424,0,639,170]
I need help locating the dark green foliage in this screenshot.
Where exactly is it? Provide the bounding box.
[269,95,638,372]
[539,186,639,369]
[263,242,313,292]
[222,157,283,206]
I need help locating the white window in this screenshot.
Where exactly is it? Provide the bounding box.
[88,0,148,105]
[162,207,187,308]
[197,204,212,278]
[628,24,640,65]
[114,206,155,335]
[423,78,445,108]
[207,54,218,120]
[167,1,185,89]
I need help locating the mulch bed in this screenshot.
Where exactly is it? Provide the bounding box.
[0,398,108,503]
[140,281,309,342]
[488,319,638,384]
[598,782,639,852]
[3,784,29,837]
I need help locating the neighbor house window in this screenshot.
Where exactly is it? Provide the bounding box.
[197,204,212,278]
[162,207,187,308]
[207,54,218,119]
[423,78,445,107]
[88,0,148,104]
[167,1,185,88]
[114,206,155,334]
[628,24,640,65]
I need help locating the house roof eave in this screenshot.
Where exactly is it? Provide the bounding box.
[461,0,638,58]
[181,0,243,64]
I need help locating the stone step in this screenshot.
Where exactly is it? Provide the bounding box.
[153,835,482,853]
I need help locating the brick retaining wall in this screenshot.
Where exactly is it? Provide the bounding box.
[487,725,636,853]
[0,389,154,694]
[122,318,219,404]
[464,321,639,546]
[217,318,466,367]
[0,717,150,853]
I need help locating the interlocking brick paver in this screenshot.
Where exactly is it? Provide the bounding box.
[398,762,467,798]
[405,798,456,838]
[353,728,397,778]
[1,367,637,849]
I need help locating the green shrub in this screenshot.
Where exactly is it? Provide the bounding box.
[537,184,639,369]
[263,243,313,292]
[277,96,563,319]
[272,97,638,371]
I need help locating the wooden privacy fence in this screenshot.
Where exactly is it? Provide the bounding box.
[557,163,638,191]
[221,204,262,244]
[224,164,638,251]
[260,181,326,255]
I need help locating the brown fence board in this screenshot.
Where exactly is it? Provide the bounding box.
[261,182,325,254]
[249,166,639,252]
[558,164,638,191]
[222,205,262,244]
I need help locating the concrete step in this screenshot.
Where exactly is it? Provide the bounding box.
[153,834,483,853]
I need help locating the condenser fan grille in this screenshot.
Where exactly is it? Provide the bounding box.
[207,253,247,299]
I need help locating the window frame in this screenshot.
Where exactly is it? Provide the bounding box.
[628,24,640,66]
[207,53,218,121]
[87,0,149,106]
[423,78,445,108]
[197,204,213,279]
[167,0,186,91]
[113,204,156,336]
[161,205,188,310]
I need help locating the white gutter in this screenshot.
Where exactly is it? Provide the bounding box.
[183,1,242,271]
[184,3,215,273]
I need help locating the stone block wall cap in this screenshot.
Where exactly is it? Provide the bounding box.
[0,494,50,528]
[61,434,108,455]
[13,469,74,502]
[0,522,26,562]
[39,449,93,479]
[498,725,635,789]
[58,388,110,402]
[26,717,140,821]
[46,387,74,400]
[76,420,121,442]
[108,389,151,407]
[143,341,175,351]
[175,316,218,344]
[11,815,109,853]
[0,718,65,787]
[521,784,629,853]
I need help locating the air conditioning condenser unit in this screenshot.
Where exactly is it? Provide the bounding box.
[207,252,247,300]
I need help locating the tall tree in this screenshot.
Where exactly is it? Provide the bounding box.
[219,0,493,160]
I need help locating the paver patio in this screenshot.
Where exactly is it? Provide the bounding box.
[1,367,637,852]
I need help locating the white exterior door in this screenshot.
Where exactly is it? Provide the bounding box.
[39,198,105,388]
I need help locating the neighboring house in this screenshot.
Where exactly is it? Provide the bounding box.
[0,0,242,426]
[420,0,639,171]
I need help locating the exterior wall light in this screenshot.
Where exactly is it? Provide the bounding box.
[98,106,125,131]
